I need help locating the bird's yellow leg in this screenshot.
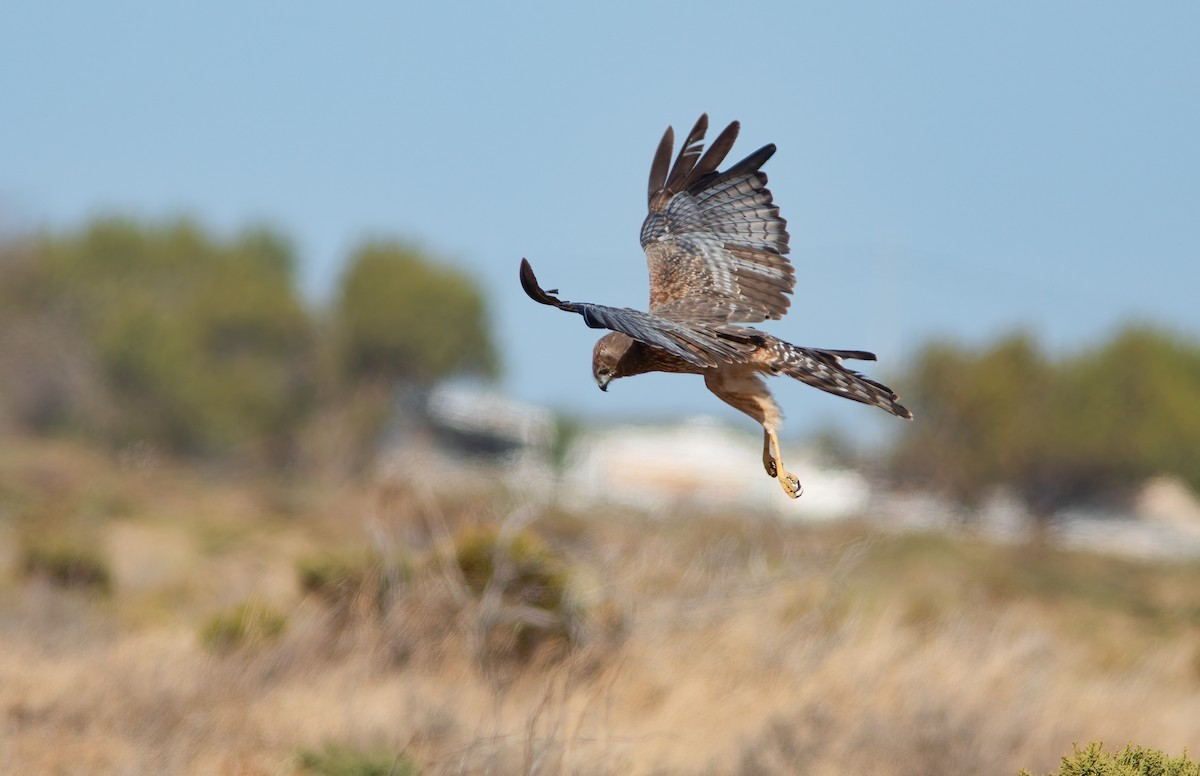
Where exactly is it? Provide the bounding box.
[767,428,802,499]
[762,430,777,477]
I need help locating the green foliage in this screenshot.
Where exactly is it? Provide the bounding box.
[453,525,574,660]
[297,548,408,618]
[0,218,503,468]
[296,744,416,776]
[892,333,1051,503]
[1,218,314,457]
[1020,742,1198,776]
[200,600,288,652]
[892,326,1200,508]
[332,241,498,388]
[18,536,113,594]
[1057,328,1200,484]
[454,526,567,610]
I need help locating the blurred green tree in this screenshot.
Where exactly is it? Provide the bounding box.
[0,218,313,460]
[891,326,1200,513]
[1052,325,1200,490]
[331,240,498,387]
[1,221,503,473]
[892,333,1052,505]
[317,240,499,471]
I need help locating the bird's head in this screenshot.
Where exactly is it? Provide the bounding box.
[591,332,635,392]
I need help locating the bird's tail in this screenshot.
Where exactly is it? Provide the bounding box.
[776,343,913,419]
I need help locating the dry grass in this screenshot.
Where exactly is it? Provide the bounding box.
[1,438,1199,775]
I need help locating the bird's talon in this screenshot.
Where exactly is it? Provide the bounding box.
[779,474,802,499]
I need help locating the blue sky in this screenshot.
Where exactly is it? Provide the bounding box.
[3,2,1198,444]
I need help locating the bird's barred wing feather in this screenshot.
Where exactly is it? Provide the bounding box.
[641,114,794,325]
[767,339,913,419]
[519,258,752,368]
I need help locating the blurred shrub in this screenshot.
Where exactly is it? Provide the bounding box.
[892,326,1200,512]
[200,600,288,652]
[454,526,566,609]
[297,744,416,776]
[452,525,574,662]
[18,536,113,594]
[297,548,409,619]
[1019,741,1198,776]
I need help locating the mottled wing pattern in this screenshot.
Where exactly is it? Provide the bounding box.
[519,258,750,368]
[761,337,913,419]
[641,114,794,324]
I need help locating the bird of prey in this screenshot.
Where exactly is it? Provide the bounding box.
[520,115,912,498]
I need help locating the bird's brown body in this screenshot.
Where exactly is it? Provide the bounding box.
[522,115,912,498]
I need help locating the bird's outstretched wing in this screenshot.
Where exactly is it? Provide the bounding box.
[641,114,794,324]
[519,258,752,368]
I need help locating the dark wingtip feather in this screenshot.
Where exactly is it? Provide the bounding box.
[519,258,566,308]
[648,125,674,208]
[692,120,739,182]
[687,142,778,199]
[728,143,776,177]
[661,114,710,199]
[822,349,878,362]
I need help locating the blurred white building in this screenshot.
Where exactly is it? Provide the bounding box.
[562,417,870,520]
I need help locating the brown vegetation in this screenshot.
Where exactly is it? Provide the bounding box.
[2,438,1198,775]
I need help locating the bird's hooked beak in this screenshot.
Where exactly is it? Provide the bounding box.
[596,373,611,392]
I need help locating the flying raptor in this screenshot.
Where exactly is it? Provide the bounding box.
[520,115,912,498]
